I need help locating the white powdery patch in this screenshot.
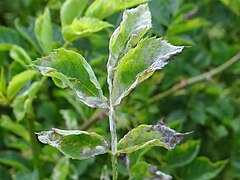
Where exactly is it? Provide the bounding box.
[37,129,61,149]
[80,145,107,159]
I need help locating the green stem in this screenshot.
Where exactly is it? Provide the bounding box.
[149,52,240,103]
[109,105,118,180]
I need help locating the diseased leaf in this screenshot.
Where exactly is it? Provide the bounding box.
[34,48,108,108]
[10,45,32,68]
[107,4,151,90]
[60,0,89,26]
[0,115,29,142]
[85,0,150,19]
[51,157,69,180]
[177,157,228,180]
[37,128,109,160]
[35,8,52,55]
[130,162,172,180]
[7,70,36,100]
[62,17,112,42]
[163,140,200,168]
[117,123,189,154]
[111,37,183,106]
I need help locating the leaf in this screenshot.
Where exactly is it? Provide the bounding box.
[35,8,52,55]
[62,17,112,42]
[107,4,152,89]
[130,162,172,180]
[117,123,190,154]
[0,67,6,94]
[0,26,23,51]
[163,140,200,168]
[34,48,108,108]
[60,0,89,26]
[111,37,183,106]
[60,109,78,129]
[36,128,109,160]
[10,45,32,68]
[85,0,150,19]
[220,0,240,16]
[0,115,29,142]
[12,82,40,121]
[7,69,36,100]
[177,157,228,180]
[51,157,69,180]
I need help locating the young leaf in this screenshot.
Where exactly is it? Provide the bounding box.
[176,157,228,180]
[111,37,183,106]
[7,70,36,100]
[34,48,108,108]
[60,0,89,26]
[51,157,69,180]
[163,140,200,168]
[107,4,151,90]
[36,128,109,160]
[85,0,150,19]
[117,123,190,154]
[0,67,6,94]
[35,8,52,55]
[10,45,32,68]
[62,17,112,42]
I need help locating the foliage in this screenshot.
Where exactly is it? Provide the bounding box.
[0,0,239,179]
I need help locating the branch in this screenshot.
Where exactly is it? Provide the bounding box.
[149,52,240,103]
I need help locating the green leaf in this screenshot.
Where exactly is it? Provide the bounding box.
[177,157,228,180]
[0,26,22,51]
[111,37,183,106]
[0,67,6,94]
[37,128,109,160]
[60,0,89,26]
[220,0,240,16]
[107,4,151,88]
[35,8,52,55]
[117,123,189,154]
[0,115,29,141]
[10,45,32,68]
[51,157,69,180]
[62,17,112,42]
[7,69,36,100]
[85,0,150,19]
[34,48,108,108]
[163,140,200,168]
[12,82,40,121]
[60,109,78,129]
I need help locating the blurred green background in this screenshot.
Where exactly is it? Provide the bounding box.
[0,0,240,179]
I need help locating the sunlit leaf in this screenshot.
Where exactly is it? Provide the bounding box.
[7,69,36,100]
[220,0,240,16]
[60,0,89,26]
[37,128,109,160]
[62,17,112,42]
[0,67,6,94]
[10,45,32,68]
[35,8,52,55]
[177,157,228,180]
[34,48,108,108]
[85,0,150,19]
[117,123,189,154]
[51,157,69,180]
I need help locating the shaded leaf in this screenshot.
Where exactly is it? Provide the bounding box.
[37,128,109,159]
[62,17,112,42]
[163,140,200,168]
[60,0,89,26]
[51,157,69,180]
[10,45,32,68]
[35,8,52,54]
[107,4,151,90]
[117,123,189,154]
[220,0,240,16]
[85,0,150,19]
[34,48,108,108]
[111,37,183,106]
[60,109,78,129]
[0,67,6,94]
[177,157,228,180]
[7,69,36,100]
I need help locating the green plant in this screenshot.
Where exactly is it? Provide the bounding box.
[33,4,190,179]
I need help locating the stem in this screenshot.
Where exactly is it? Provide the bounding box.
[109,104,118,180]
[149,52,240,103]
[63,41,70,48]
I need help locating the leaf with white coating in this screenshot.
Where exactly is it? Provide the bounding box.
[36,128,109,160]
[34,48,108,108]
[117,123,190,154]
[112,37,184,105]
